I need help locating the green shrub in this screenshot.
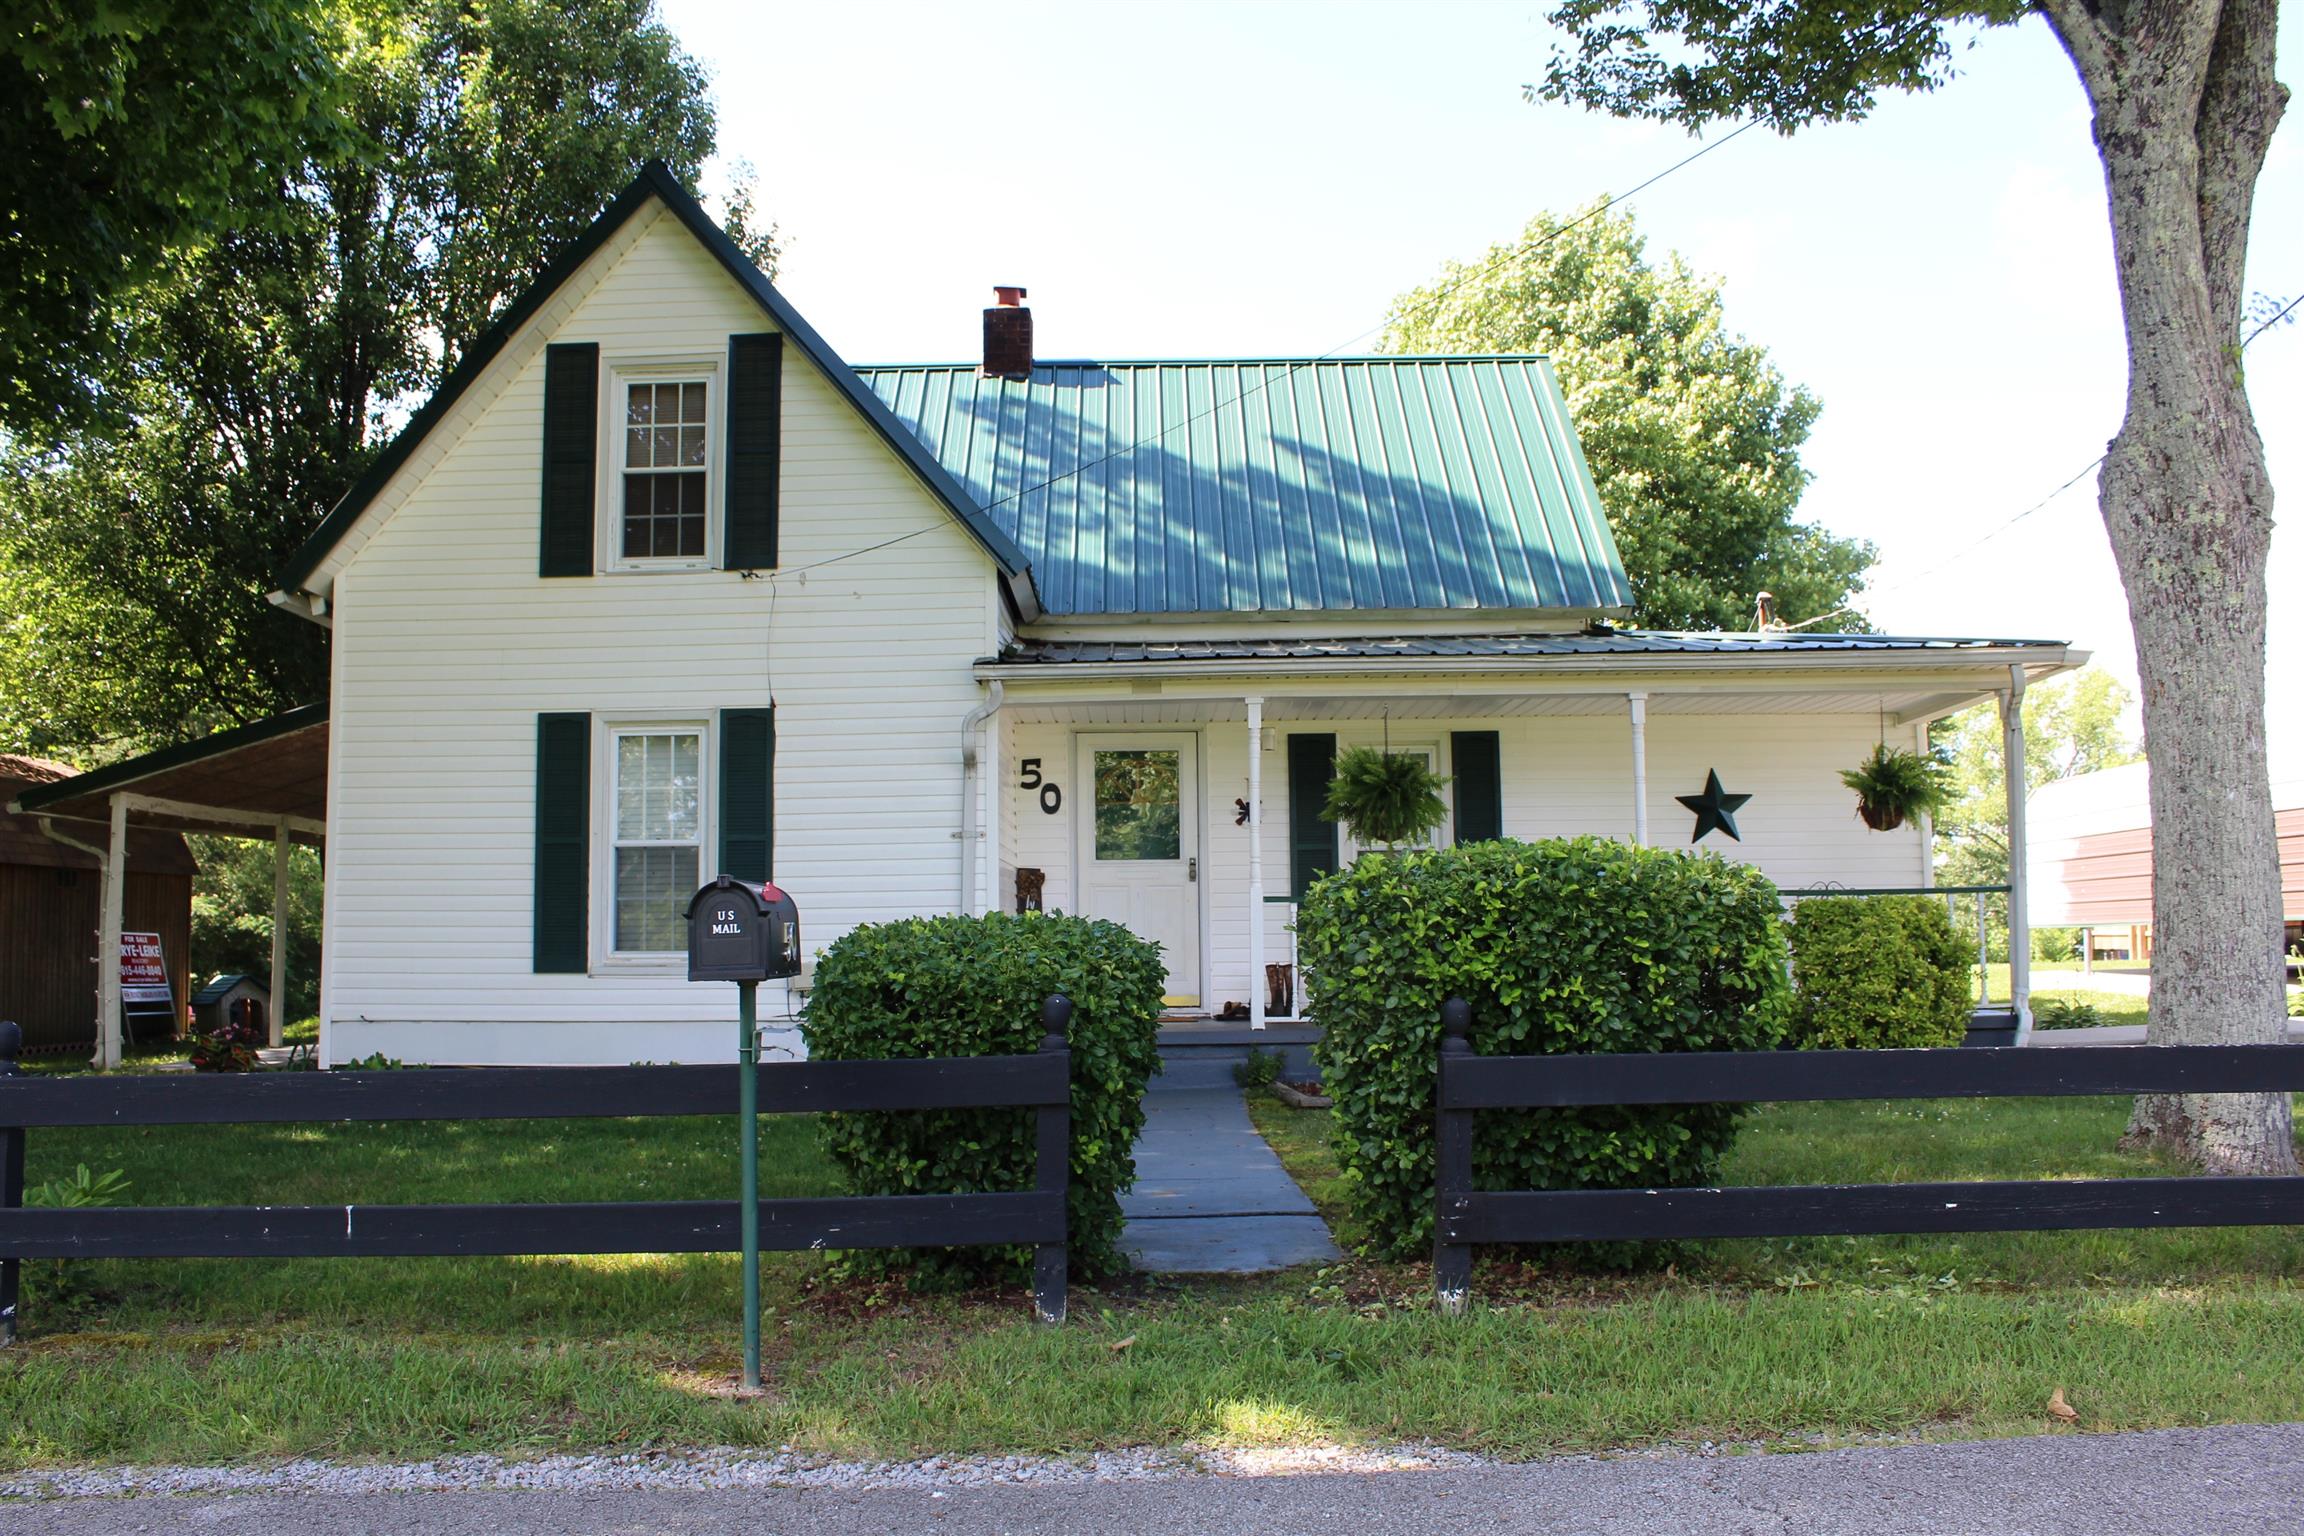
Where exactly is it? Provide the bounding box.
[2032,925,2083,963]
[1297,836,1791,1261]
[800,912,1164,1283]
[1232,1045,1282,1090]
[2032,995,2105,1030]
[1787,896,1972,1050]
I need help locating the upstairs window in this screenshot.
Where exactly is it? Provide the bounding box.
[618,376,712,566]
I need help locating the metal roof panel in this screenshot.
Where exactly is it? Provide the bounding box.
[858,357,1634,618]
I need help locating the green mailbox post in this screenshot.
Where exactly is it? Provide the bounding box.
[685,875,801,1392]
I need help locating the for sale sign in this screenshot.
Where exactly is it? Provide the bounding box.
[120,932,171,1005]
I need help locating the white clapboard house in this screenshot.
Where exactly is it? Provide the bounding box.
[11,166,2086,1066]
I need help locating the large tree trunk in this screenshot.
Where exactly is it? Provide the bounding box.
[2041,0,2293,1175]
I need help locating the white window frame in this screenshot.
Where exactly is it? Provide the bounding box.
[1338,739,1449,863]
[600,355,722,574]
[593,716,713,971]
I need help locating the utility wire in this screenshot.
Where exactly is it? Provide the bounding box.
[976,120,1764,516]
[1788,286,2301,631]
[754,120,1764,582]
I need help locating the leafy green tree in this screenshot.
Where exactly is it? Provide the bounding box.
[3,0,350,432]
[1934,666,2142,898]
[187,836,326,1023]
[1385,204,1872,632]
[1536,0,2292,1176]
[0,0,777,754]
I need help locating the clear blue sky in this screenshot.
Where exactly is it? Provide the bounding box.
[662,0,2300,742]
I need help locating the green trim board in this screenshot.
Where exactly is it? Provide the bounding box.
[8,704,329,815]
[275,163,1032,607]
[1451,731,1502,843]
[722,334,782,571]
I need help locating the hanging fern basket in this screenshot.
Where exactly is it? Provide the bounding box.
[1839,743,1951,834]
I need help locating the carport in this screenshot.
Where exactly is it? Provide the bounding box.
[6,705,327,1068]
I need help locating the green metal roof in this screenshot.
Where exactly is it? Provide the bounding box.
[859,358,1631,617]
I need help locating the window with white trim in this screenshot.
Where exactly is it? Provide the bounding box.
[607,364,717,569]
[609,727,704,955]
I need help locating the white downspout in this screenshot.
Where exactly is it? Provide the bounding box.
[2002,666,2033,1044]
[1627,691,1650,846]
[1914,719,1936,890]
[1247,696,1266,1031]
[958,681,1004,914]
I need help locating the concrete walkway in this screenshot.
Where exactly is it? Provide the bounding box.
[1120,1059,1340,1273]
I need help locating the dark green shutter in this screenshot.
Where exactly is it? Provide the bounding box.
[719,706,775,881]
[1287,733,1338,903]
[533,712,591,972]
[724,333,781,570]
[1452,730,1502,844]
[540,343,598,577]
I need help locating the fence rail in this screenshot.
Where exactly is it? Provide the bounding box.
[1432,997,2304,1312]
[0,1014,1073,1342]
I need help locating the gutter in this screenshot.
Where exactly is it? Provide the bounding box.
[971,644,2089,685]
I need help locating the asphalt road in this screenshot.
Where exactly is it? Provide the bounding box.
[7,1425,2299,1535]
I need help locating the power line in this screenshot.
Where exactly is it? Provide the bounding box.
[976,120,1764,516]
[750,121,1766,584]
[1796,285,2300,629]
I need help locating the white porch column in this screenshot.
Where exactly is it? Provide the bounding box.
[1627,692,1650,846]
[96,795,128,1071]
[1913,720,1936,889]
[1247,696,1266,1032]
[269,825,291,1048]
[2001,666,2033,1043]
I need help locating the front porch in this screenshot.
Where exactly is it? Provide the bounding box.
[971,629,2081,1036]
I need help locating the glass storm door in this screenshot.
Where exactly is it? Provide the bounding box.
[1077,735,1200,1006]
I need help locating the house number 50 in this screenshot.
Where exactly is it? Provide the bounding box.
[1019,758,1062,814]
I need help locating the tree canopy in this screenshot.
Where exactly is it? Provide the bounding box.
[3,0,351,431]
[0,0,775,756]
[1384,205,1873,632]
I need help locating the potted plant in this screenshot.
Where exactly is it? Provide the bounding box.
[1839,742,1952,831]
[1323,746,1450,852]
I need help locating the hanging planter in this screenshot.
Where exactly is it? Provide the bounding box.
[1839,742,1952,832]
[1322,745,1450,852]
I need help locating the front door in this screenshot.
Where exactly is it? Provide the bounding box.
[1076,734,1200,1005]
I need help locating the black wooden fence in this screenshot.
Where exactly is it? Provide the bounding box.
[1432,997,2304,1311]
[0,1008,1072,1343]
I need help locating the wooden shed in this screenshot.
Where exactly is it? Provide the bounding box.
[0,755,197,1055]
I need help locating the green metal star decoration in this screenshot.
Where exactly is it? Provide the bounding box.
[1677,770,1751,843]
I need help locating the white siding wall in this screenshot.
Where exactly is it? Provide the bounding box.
[324,208,994,1065]
[1000,709,1927,1014]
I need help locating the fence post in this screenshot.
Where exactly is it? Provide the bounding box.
[1032,994,1071,1325]
[1434,997,1473,1316]
[1,1020,23,1346]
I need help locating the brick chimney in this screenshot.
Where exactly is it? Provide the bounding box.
[982,285,1032,378]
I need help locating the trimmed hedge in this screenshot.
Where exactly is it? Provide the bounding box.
[1297,837,1791,1260]
[1787,895,1972,1050]
[799,912,1164,1283]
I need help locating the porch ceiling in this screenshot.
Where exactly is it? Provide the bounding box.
[999,686,1994,726]
[7,705,327,844]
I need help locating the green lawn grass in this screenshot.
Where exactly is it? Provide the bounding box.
[4,1089,2301,1468]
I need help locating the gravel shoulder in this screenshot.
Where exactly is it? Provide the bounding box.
[6,1424,2301,1536]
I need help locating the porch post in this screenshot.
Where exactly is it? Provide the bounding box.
[1627,692,1649,846]
[269,823,291,1048]
[1913,720,1936,889]
[1247,696,1266,1031]
[2002,665,2033,1043]
[96,794,128,1072]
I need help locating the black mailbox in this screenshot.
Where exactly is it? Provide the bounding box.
[684,875,802,982]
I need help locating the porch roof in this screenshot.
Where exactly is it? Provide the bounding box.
[7,704,328,844]
[982,629,2071,667]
